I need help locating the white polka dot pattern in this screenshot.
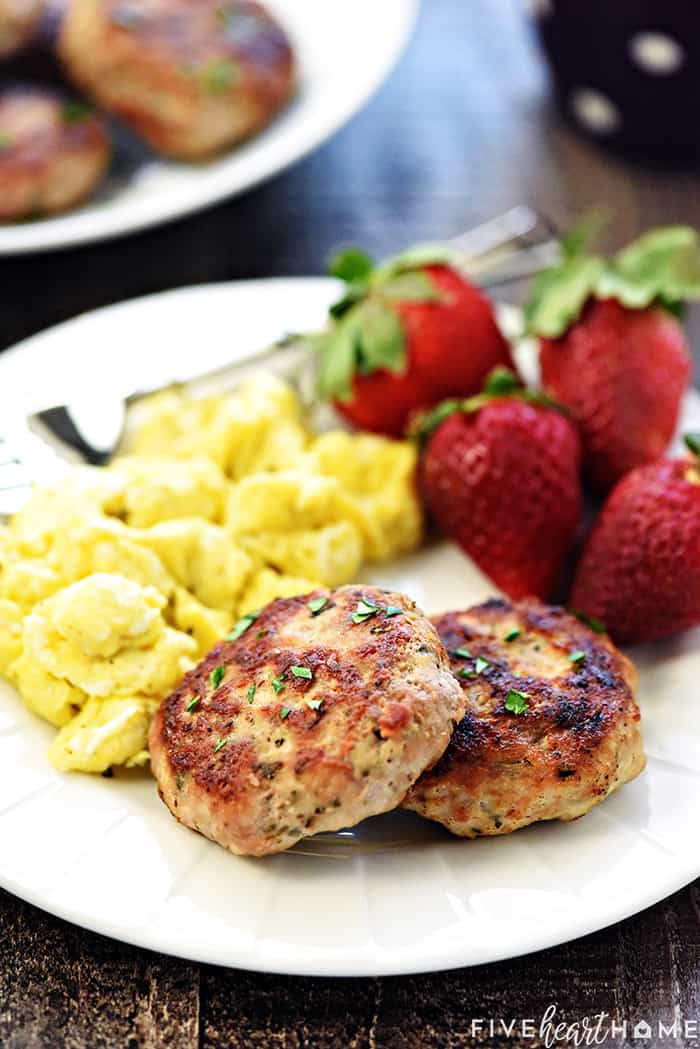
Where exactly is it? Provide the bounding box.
[570,88,622,135]
[629,32,685,76]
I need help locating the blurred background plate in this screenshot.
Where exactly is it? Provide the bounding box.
[0,0,418,256]
[1,278,699,976]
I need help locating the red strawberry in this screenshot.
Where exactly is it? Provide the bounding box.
[316,246,511,437]
[570,434,700,644]
[526,225,699,492]
[541,299,690,492]
[418,369,582,600]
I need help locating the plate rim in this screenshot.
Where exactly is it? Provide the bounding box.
[0,275,699,977]
[0,832,696,977]
[0,0,419,256]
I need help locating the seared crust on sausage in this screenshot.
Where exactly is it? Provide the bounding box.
[149,585,466,857]
[58,0,295,159]
[0,84,110,220]
[403,598,645,837]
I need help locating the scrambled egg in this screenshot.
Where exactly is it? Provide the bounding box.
[0,375,422,773]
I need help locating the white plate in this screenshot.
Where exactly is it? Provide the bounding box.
[1,278,699,977]
[0,0,417,255]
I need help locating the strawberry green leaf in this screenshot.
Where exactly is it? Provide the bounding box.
[597,226,700,310]
[684,432,700,458]
[327,249,375,320]
[378,270,443,303]
[375,242,462,281]
[328,283,367,320]
[526,225,700,338]
[316,320,359,401]
[560,209,608,261]
[355,299,406,376]
[325,241,452,334]
[329,247,375,285]
[483,366,520,396]
[316,299,407,400]
[411,369,568,449]
[524,255,605,339]
[411,399,464,447]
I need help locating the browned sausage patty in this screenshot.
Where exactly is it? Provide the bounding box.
[0,0,44,58]
[58,0,295,159]
[0,85,110,220]
[403,598,645,837]
[149,585,466,857]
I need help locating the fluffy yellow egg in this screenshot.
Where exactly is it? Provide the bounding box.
[24,574,197,700]
[138,518,255,611]
[49,696,159,774]
[0,375,422,774]
[0,598,24,678]
[237,567,320,616]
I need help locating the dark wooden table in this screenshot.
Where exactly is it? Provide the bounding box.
[2,2,699,1046]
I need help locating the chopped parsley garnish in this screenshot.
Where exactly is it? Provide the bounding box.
[186,696,200,713]
[352,598,380,624]
[504,629,521,643]
[454,647,471,659]
[568,650,586,665]
[280,706,291,720]
[0,131,12,151]
[62,101,93,125]
[458,667,476,680]
[209,664,225,690]
[226,611,259,642]
[307,596,329,616]
[352,598,405,624]
[247,683,256,704]
[307,698,323,711]
[213,737,229,753]
[201,57,239,93]
[271,674,287,694]
[291,665,313,680]
[505,689,530,714]
[474,656,490,675]
[571,609,606,634]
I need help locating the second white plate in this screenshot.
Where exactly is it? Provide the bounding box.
[0,0,418,255]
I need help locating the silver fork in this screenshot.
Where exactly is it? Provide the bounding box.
[0,206,559,520]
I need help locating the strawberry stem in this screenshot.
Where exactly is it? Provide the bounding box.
[483,366,520,396]
[411,368,568,447]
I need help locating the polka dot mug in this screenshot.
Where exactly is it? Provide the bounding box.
[528,0,700,160]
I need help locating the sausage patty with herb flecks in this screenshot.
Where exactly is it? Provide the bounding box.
[0,85,110,220]
[402,598,645,837]
[58,0,295,159]
[149,585,466,857]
